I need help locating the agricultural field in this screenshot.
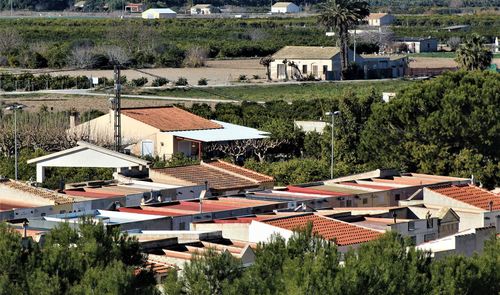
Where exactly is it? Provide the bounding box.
[0,13,498,71]
[132,79,415,102]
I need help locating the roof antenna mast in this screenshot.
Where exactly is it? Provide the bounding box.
[113,65,122,152]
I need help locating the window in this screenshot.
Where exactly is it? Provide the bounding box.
[362,198,368,205]
[395,194,401,201]
[427,218,433,229]
[323,65,328,74]
[408,221,415,231]
[312,65,318,77]
[179,222,186,230]
[346,200,352,207]
[302,65,307,74]
[424,233,436,242]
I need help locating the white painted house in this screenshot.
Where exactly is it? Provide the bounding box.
[142,8,177,19]
[271,2,300,14]
[365,13,394,27]
[190,4,220,15]
[270,46,408,81]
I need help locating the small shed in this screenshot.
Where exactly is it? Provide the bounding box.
[27,141,149,183]
[142,8,177,19]
[271,2,300,14]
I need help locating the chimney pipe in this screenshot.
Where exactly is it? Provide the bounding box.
[22,220,29,238]
[69,112,80,129]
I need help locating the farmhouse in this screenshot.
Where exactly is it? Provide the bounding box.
[142,8,177,19]
[395,37,438,53]
[67,106,268,160]
[271,2,300,14]
[190,4,220,15]
[365,13,394,26]
[125,3,145,13]
[270,46,407,81]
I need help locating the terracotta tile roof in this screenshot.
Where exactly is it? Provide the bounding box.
[205,160,274,183]
[263,214,382,246]
[1,180,74,205]
[121,106,222,132]
[429,184,500,211]
[151,160,273,191]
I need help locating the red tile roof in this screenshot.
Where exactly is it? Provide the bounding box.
[263,214,382,246]
[121,106,222,132]
[205,160,274,183]
[151,160,273,191]
[429,184,500,211]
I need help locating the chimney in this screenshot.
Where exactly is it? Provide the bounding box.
[489,200,494,212]
[69,112,80,129]
[22,220,29,238]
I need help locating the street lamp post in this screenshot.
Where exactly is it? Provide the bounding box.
[5,104,25,181]
[325,111,340,179]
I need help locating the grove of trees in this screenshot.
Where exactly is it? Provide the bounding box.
[0,219,159,294]
[0,13,498,70]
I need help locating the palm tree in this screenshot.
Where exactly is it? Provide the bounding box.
[455,35,493,71]
[318,0,369,80]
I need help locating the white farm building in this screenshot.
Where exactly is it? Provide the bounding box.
[142,8,177,19]
[271,2,300,14]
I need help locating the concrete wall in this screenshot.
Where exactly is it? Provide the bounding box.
[248,220,292,243]
[191,223,250,241]
[294,121,328,134]
[455,227,496,257]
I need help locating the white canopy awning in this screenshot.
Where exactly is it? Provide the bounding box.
[166,120,269,142]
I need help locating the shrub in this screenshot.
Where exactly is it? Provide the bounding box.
[238,74,247,81]
[183,46,208,68]
[175,77,188,86]
[252,74,260,79]
[152,77,169,87]
[131,77,148,87]
[198,78,208,85]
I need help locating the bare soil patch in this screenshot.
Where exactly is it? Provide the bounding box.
[0,95,187,113]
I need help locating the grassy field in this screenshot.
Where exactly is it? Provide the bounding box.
[133,80,416,102]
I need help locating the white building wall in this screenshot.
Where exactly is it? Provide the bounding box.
[248,221,292,243]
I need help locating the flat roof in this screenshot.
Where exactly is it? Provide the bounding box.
[167,120,268,143]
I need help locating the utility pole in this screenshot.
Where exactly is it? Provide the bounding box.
[113,66,122,152]
[325,111,340,179]
[5,104,25,181]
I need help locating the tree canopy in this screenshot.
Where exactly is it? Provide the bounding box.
[0,220,159,294]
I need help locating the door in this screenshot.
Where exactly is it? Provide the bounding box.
[277,63,286,79]
[312,65,318,78]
